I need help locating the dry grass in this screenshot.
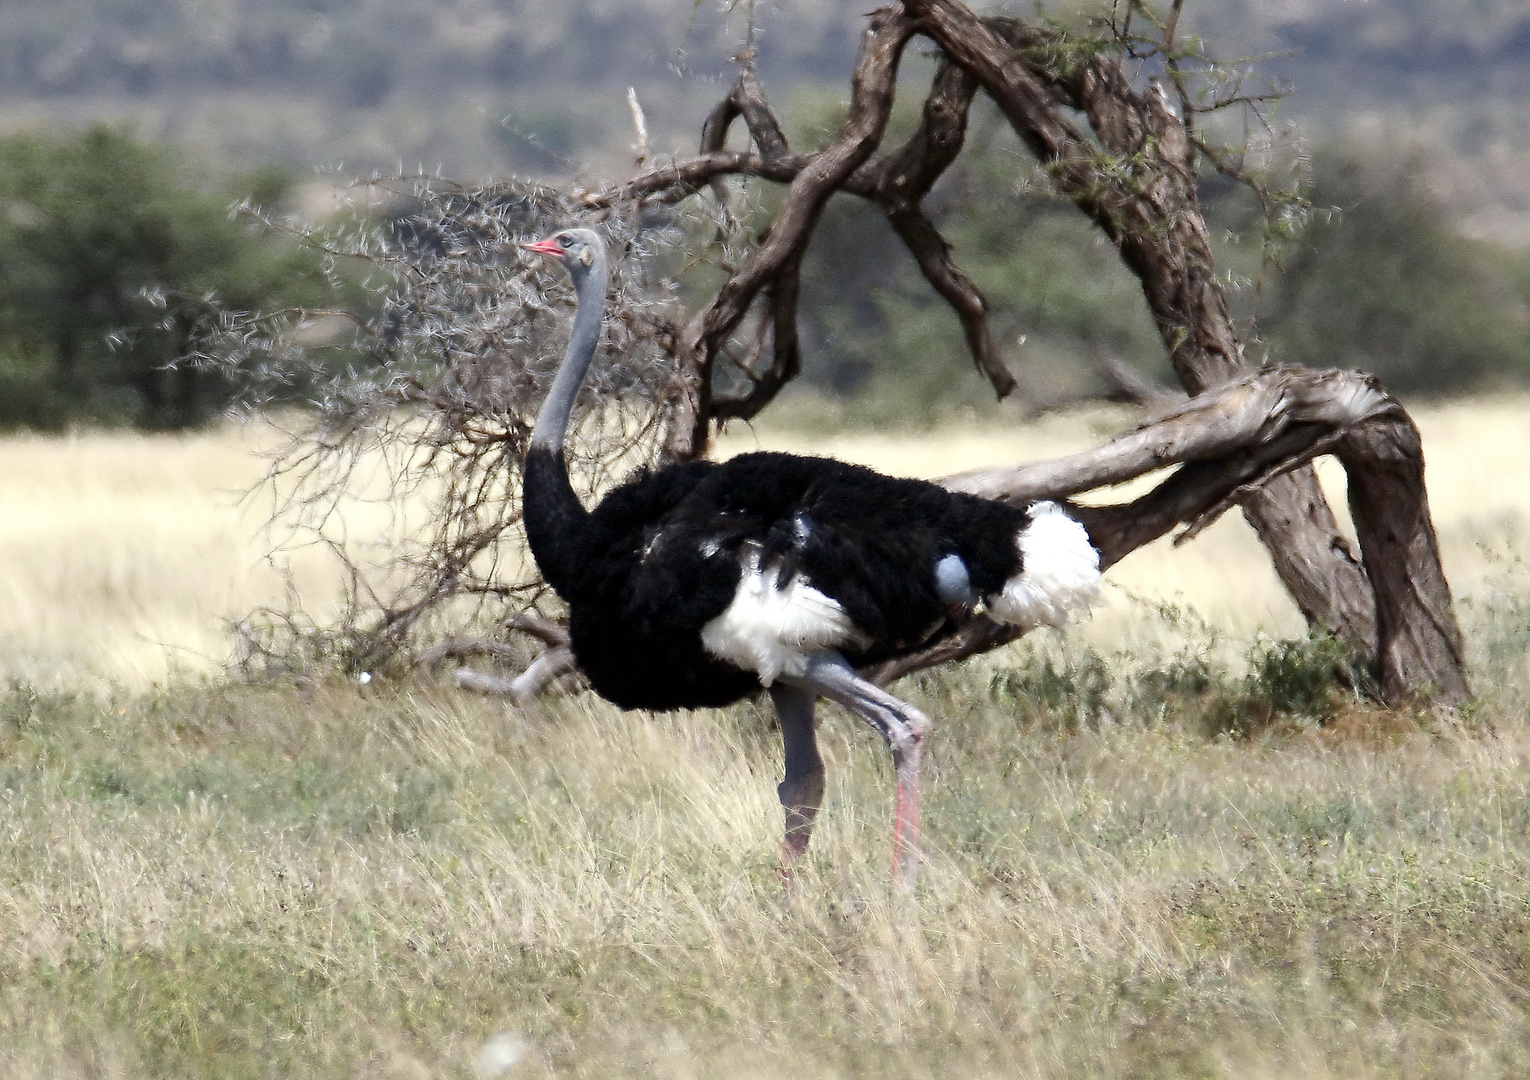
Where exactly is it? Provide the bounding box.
[3,642,1530,1078]
[1,397,1529,1077]
[0,423,393,692]
[3,395,1526,690]
[0,425,294,690]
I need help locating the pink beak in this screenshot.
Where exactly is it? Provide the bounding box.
[521,237,565,256]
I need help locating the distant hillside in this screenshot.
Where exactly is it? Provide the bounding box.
[0,0,864,178]
[0,0,1526,240]
[1186,0,1530,245]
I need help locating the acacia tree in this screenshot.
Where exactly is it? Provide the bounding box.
[223,0,1467,708]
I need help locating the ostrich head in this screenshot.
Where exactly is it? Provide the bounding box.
[521,228,606,280]
[520,227,610,453]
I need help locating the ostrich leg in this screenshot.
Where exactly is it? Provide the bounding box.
[771,682,826,866]
[781,653,930,887]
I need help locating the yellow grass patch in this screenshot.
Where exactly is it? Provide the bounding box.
[1,395,1525,690]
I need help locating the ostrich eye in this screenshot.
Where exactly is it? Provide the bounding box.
[558,235,572,248]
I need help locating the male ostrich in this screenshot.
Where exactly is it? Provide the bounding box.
[520,228,1100,884]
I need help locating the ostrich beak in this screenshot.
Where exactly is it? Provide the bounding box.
[521,237,565,257]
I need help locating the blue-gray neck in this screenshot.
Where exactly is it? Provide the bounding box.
[530,254,608,452]
[523,243,607,600]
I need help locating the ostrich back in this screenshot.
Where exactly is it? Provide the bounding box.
[534,451,1035,712]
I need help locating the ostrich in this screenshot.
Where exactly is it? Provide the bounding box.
[520,228,1101,884]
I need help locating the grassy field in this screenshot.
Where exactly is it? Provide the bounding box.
[4,395,1528,691]
[2,398,1530,1077]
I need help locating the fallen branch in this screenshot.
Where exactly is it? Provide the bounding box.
[417,637,530,675]
[455,646,578,707]
[502,612,571,648]
[939,367,1390,504]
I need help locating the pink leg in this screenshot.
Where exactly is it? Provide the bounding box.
[893,740,923,886]
[780,653,931,888]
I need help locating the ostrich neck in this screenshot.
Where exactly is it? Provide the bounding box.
[531,258,608,452]
[523,255,607,600]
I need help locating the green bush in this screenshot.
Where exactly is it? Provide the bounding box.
[1245,631,1372,720]
[1256,151,1530,395]
[0,126,328,430]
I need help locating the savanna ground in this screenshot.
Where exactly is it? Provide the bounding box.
[3,396,1530,1078]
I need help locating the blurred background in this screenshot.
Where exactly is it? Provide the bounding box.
[0,0,1527,430]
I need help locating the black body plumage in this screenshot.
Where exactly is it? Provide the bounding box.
[518,226,1100,885]
[524,444,1035,711]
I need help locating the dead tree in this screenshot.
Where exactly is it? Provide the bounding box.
[901,366,1466,707]
[220,0,1467,708]
[546,1,1457,703]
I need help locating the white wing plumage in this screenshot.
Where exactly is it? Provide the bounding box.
[987,502,1102,629]
[700,544,869,684]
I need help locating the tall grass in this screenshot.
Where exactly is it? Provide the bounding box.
[3,580,1530,1076]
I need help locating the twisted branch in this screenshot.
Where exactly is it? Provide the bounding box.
[663,6,917,460]
[868,366,1465,707]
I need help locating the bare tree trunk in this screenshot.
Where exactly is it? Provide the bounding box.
[898,0,1378,649]
[1339,425,1467,704]
[874,367,1467,706]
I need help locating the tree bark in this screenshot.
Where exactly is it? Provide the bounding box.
[557,1,1464,706]
[868,366,1467,706]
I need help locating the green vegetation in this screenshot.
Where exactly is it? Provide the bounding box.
[1253,152,1530,395]
[786,134,1530,421]
[0,126,328,429]
[3,590,1530,1077]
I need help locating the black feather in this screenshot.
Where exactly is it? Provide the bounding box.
[524,449,1036,711]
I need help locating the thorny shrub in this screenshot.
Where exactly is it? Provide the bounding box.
[208,178,724,677]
